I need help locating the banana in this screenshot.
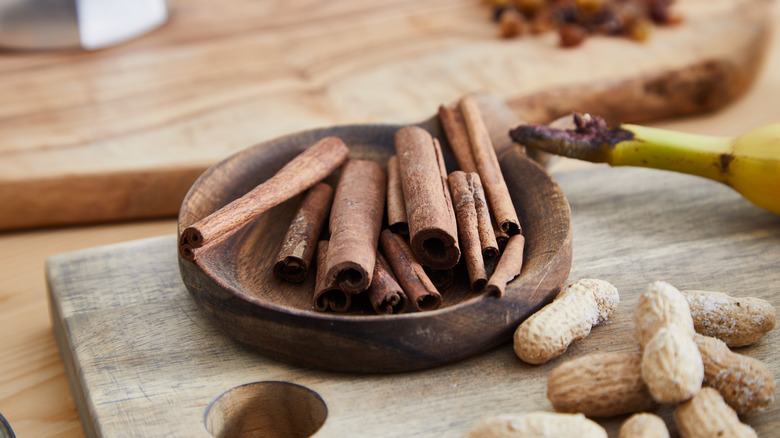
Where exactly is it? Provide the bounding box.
[509,114,780,215]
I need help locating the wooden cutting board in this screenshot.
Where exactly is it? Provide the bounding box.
[47,164,780,437]
[2,0,775,230]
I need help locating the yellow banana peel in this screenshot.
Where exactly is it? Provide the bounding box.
[510,115,780,215]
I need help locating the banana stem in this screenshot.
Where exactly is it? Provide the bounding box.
[510,114,733,183]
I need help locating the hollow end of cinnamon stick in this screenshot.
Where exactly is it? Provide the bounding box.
[179,242,196,262]
[273,258,308,283]
[180,227,203,248]
[314,288,352,312]
[367,253,408,314]
[493,221,510,252]
[179,227,203,261]
[375,293,406,314]
[412,231,461,271]
[313,240,352,312]
[498,221,521,236]
[482,247,500,262]
[332,262,371,294]
[414,294,442,312]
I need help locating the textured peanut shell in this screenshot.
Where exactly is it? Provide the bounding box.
[641,327,704,403]
[694,333,775,414]
[683,290,776,347]
[514,278,619,364]
[547,351,657,417]
[675,387,758,438]
[464,412,607,438]
[635,281,695,348]
[618,413,669,438]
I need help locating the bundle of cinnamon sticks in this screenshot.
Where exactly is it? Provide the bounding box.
[180,97,527,314]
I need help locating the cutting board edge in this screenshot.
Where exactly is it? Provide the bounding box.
[47,263,102,438]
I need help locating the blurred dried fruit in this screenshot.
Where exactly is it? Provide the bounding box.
[559,23,588,47]
[485,0,679,47]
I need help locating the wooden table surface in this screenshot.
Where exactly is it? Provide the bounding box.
[0,0,774,231]
[1,2,780,437]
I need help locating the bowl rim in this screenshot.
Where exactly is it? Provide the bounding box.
[176,122,573,371]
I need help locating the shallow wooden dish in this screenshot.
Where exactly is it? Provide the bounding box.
[177,102,572,373]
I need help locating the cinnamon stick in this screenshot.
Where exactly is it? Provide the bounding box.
[367,252,408,314]
[325,159,386,294]
[313,240,351,312]
[485,234,526,297]
[386,155,408,235]
[459,96,521,236]
[493,221,510,252]
[469,172,499,262]
[273,182,334,283]
[449,171,488,292]
[395,126,460,270]
[179,136,349,262]
[425,267,454,291]
[438,104,478,174]
[379,229,442,311]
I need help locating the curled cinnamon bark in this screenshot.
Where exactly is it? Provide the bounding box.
[273,182,334,283]
[395,126,460,270]
[486,234,526,297]
[449,171,488,292]
[179,136,349,262]
[325,159,386,294]
[379,229,442,311]
[386,155,408,235]
[459,96,521,236]
[438,104,478,174]
[470,173,499,262]
[493,221,510,252]
[367,252,409,314]
[313,240,351,312]
[425,267,454,291]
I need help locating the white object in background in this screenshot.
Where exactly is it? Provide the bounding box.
[0,0,167,51]
[77,0,167,50]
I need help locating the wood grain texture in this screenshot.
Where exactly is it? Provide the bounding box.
[0,0,773,230]
[0,220,177,438]
[48,164,780,437]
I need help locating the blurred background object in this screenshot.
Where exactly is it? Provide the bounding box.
[0,0,167,51]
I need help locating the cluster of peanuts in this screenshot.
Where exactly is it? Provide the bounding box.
[466,279,776,437]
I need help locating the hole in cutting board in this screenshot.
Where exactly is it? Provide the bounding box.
[204,381,327,438]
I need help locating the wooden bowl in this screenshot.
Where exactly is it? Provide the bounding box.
[177,105,572,373]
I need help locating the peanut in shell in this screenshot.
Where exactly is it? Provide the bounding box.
[547,351,657,417]
[675,387,757,438]
[683,289,776,347]
[694,333,775,414]
[514,278,619,364]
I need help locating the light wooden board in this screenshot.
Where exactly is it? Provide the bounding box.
[47,164,780,437]
[2,0,775,230]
